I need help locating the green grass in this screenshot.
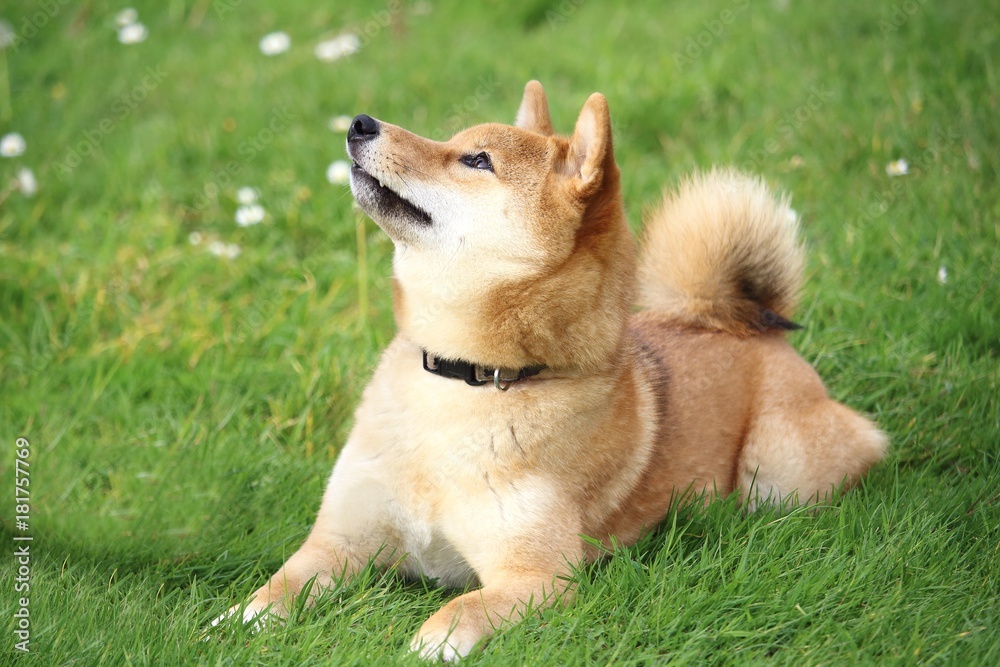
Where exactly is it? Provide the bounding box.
[1,0,997,664]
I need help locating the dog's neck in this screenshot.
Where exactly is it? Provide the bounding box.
[391,180,635,375]
[421,350,545,390]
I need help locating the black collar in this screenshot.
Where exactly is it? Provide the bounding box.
[422,350,545,390]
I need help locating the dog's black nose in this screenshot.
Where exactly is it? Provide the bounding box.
[348,114,379,141]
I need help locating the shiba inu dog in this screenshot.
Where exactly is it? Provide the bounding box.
[218,81,887,660]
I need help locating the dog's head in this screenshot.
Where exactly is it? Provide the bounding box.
[347,81,635,373]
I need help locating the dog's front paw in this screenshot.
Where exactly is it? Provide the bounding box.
[409,622,482,662]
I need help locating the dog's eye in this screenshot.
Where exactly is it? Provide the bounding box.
[460,152,494,172]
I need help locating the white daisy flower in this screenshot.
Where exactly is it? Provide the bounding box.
[188,231,203,245]
[314,34,360,62]
[208,240,227,256]
[0,20,16,49]
[937,265,948,285]
[235,203,265,227]
[260,31,291,56]
[329,115,353,133]
[208,241,240,258]
[15,167,37,196]
[118,22,147,44]
[115,8,138,28]
[0,132,26,157]
[885,158,909,177]
[326,160,351,185]
[236,186,259,204]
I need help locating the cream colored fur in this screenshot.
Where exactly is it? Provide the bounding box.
[213,81,888,661]
[640,169,805,336]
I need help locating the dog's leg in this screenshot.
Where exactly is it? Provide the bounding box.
[411,566,574,661]
[216,447,399,628]
[738,398,888,510]
[232,533,367,625]
[410,484,582,661]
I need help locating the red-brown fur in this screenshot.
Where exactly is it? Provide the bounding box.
[215,81,888,661]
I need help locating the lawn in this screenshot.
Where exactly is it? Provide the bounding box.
[1,0,997,664]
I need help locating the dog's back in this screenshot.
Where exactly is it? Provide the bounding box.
[620,169,888,520]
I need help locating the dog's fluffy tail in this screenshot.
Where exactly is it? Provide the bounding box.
[638,168,805,337]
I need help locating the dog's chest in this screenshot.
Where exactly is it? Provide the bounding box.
[348,339,563,584]
[396,517,477,588]
[384,416,520,587]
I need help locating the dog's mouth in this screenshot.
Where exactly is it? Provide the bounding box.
[350,162,433,227]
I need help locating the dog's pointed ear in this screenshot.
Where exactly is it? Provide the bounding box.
[565,92,613,198]
[515,80,554,136]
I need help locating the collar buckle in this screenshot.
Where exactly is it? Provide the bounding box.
[422,350,544,390]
